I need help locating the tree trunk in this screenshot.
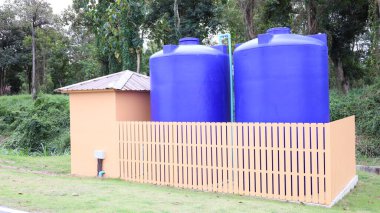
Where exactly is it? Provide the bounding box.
[307,0,318,34]
[0,67,4,95]
[31,23,37,100]
[174,0,180,37]
[334,58,350,94]
[136,49,141,73]
[237,0,256,39]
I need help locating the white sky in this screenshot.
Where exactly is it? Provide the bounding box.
[0,0,72,14]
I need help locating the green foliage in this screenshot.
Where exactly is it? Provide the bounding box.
[0,95,70,155]
[147,0,223,45]
[255,0,292,33]
[330,79,380,156]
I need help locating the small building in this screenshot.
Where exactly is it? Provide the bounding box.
[56,70,150,177]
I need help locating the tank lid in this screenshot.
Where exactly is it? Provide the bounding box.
[179,37,200,45]
[266,27,291,35]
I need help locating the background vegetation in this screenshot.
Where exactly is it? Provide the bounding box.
[0,95,70,155]
[0,0,379,157]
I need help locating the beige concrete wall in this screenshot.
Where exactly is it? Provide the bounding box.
[115,91,150,121]
[69,91,120,178]
[69,90,151,178]
[330,116,356,199]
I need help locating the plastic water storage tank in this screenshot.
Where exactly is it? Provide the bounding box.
[234,27,329,123]
[150,37,230,122]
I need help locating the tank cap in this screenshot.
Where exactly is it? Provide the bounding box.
[179,37,200,45]
[266,27,291,35]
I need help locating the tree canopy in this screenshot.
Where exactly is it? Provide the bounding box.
[0,0,378,97]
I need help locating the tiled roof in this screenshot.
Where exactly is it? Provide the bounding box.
[55,70,150,93]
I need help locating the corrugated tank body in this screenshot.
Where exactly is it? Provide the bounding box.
[150,37,230,122]
[234,27,329,123]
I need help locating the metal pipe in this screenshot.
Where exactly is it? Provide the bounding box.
[218,33,234,122]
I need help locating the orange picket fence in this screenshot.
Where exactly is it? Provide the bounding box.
[117,116,356,206]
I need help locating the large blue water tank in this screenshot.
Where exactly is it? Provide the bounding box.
[234,27,329,123]
[150,37,230,122]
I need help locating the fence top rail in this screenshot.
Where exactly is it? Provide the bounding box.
[117,121,330,127]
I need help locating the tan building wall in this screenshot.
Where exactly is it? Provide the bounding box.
[115,91,150,121]
[69,90,150,178]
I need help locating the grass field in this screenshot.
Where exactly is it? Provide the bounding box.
[0,154,379,213]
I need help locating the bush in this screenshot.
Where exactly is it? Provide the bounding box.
[330,79,380,157]
[0,95,70,155]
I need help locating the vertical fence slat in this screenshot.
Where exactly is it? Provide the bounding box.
[137,122,142,182]
[260,123,267,197]
[291,124,298,201]
[196,123,202,191]
[178,123,183,188]
[298,124,305,202]
[311,123,319,203]
[169,123,174,186]
[201,123,207,191]
[222,123,228,193]
[285,124,292,201]
[184,123,189,188]
[254,124,261,197]
[173,123,178,187]
[249,124,255,196]
[154,122,159,184]
[304,123,311,203]
[129,123,135,181]
[272,124,279,199]
[165,123,170,185]
[233,123,239,193]
[190,124,195,189]
[227,123,233,193]
[143,122,147,183]
[243,123,250,195]
[206,123,212,191]
[185,123,191,188]
[211,124,217,192]
[317,124,325,204]
[278,124,285,200]
[237,123,243,194]
[217,123,223,192]
[147,122,152,183]
[267,124,273,199]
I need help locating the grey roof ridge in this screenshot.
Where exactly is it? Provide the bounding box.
[55,70,128,92]
[110,71,134,90]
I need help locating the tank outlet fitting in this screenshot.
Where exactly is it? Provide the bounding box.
[94,150,105,159]
[98,170,105,177]
[266,27,291,35]
[179,37,200,45]
[163,45,178,54]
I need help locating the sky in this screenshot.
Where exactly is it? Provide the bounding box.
[0,0,72,14]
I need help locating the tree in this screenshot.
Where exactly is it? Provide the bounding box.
[15,0,53,99]
[237,0,257,39]
[74,0,147,74]
[319,0,369,93]
[0,4,26,94]
[146,0,223,45]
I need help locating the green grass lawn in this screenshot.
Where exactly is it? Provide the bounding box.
[0,153,379,213]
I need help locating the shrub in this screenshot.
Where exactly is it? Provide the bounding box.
[0,95,70,155]
[330,79,380,157]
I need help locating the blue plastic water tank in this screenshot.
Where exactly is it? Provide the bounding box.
[234,27,329,123]
[150,37,230,122]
